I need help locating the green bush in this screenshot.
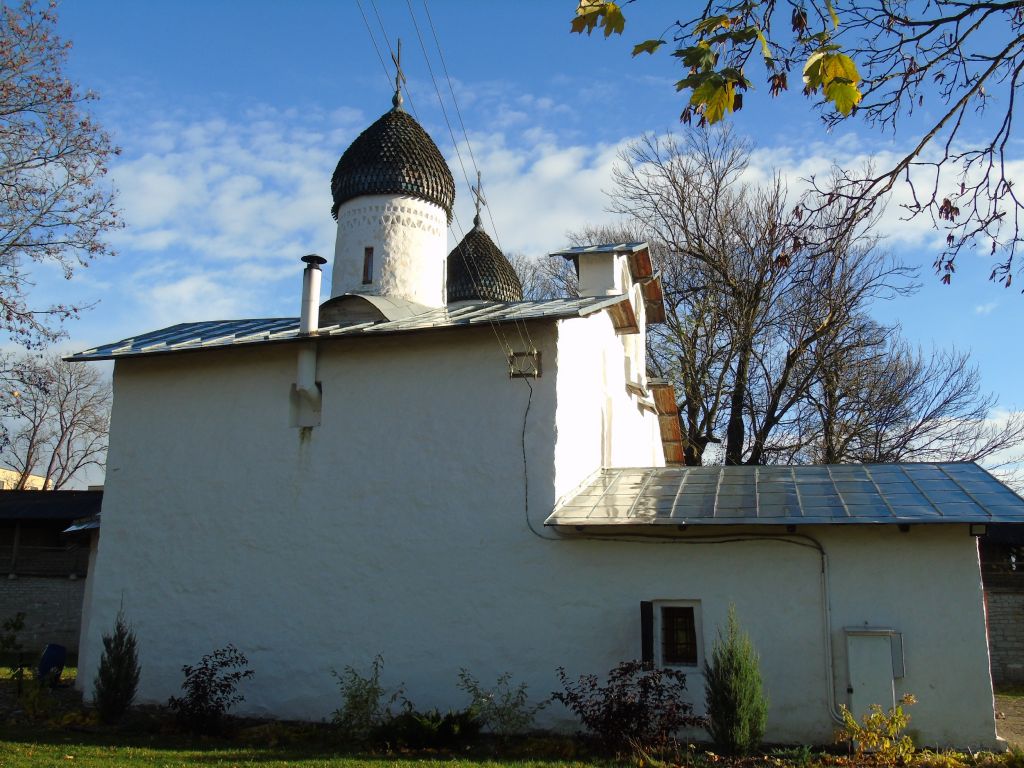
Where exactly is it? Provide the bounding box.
[836,692,916,764]
[553,660,701,753]
[375,706,481,750]
[457,669,546,736]
[18,674,56,721]
[167,645,253,735]
[1,611,25,678]
[332,655,403,743]
[93,609,141,724]
[703,605,768,755]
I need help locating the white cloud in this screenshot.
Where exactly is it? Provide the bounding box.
[94,98,1023,345]
[146,273,252,327]
[975,301,998,315]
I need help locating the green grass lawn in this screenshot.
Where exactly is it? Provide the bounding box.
[0,724,600,768]
[0,740,593,768]
[2,668,1022,768]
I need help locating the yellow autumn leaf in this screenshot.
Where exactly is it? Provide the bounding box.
[691,79,735,124]
[825,80,861,115]
[755,28,772,60]
[632,39,664,56]
[825,0,840,28]
[820,52,859,86]
[602,4,625,36]
[803,51,825,89]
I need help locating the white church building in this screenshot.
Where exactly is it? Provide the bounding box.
[71,84,1024,748]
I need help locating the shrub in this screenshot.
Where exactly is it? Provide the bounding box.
[93,609,141,724]
[17,675,56,721]
[704,605,768,755]
[1,612,26,681]
[457,669,546,736]
[332,654,404,743]
[375,705,481,750]
[1,611,25,656]
[167,644,254,734]
[553,659,702,753]
[836,692,917,764]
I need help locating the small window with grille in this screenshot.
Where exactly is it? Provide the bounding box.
[362,247,374,284]
[661,606,697,665]
[641,600,703,668]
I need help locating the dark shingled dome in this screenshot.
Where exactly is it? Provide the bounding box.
[331,107,455,220]
[447,220,523,303]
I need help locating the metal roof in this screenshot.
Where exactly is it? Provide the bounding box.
[549,242,648,256]
[67,295,630,362]
[549,242,654,283]
[63,513,100,534]
[546,463,1024,527]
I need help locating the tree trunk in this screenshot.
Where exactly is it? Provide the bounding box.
[725,344,751,465]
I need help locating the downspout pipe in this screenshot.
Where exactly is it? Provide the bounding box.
[297,254,326,408]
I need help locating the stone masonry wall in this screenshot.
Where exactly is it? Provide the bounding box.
[0,575,85,656]
[987,583,1024,685]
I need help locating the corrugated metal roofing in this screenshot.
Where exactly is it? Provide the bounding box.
[546,463,1024,527]
[63,513,100,533]
[67,295,629,361]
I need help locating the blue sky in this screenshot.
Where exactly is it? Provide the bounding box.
[36,1,1022,416]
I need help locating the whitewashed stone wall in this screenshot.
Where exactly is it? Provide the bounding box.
[76,315,999,748]
[331,194,448,306]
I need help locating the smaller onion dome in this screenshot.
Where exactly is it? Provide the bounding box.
[447,216,523,303]
[331,105,456,221]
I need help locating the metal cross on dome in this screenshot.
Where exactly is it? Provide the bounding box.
[471,170,486,228]
[391,39,406,109]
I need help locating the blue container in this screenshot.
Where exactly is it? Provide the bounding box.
[37,643,66,687]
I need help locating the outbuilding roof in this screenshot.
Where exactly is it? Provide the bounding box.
[547,462,1024,527]
[0,490,103,523]
[68,295,633,361]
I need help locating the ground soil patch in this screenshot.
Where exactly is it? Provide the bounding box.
[995,693,1024,747]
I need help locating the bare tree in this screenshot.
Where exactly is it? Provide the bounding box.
[800,335,1024,470]
[551,127,1022,468]
[610,129,915,465]
[2,354,110,489]
[0,2,120,348]
[508,251,578,300]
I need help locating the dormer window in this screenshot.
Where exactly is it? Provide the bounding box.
[362,247,374,284]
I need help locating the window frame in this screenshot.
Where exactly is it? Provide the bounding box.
[362,246,374,284]
[653,600,703,669]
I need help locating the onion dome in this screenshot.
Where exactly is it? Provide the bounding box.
[331,105,456,221]
[447,216,523,303]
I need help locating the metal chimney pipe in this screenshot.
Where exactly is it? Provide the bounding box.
[300,254,327,335]
[295,254,327,421]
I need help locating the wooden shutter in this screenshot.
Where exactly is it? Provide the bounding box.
[640,600,654,668]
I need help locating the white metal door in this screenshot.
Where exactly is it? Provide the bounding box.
[847,633,895,718]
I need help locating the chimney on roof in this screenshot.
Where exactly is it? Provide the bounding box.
[549,243,651,298]
[576,251,629,297]
[300,254,327,334]
[292,254,326,428]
